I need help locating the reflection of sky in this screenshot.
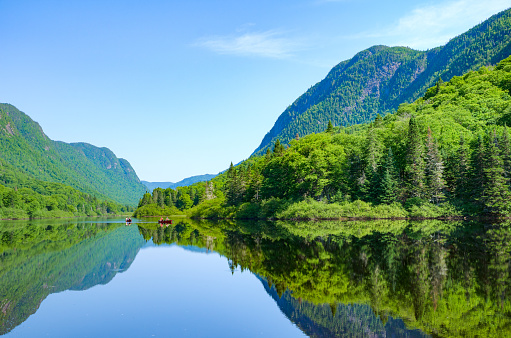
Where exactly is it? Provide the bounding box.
[7,245,305,337]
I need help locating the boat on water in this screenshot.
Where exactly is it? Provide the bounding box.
[158,219,172,224]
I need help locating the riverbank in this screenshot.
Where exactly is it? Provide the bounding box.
[135,197,506,222]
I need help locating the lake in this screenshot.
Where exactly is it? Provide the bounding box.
[1,217,510,337]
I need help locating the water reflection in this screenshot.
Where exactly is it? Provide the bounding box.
[2,217,511,337]
[0,218,145,335]
[138,218,511,337]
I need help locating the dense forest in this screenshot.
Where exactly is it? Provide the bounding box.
[0,159,133,219]
[135,55,511,219]
[254,7,511,156]
[0,103,146,206]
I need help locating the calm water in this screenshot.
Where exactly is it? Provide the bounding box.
[1,217,510,337]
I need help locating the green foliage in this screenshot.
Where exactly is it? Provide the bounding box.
[253,8,511,155]
[0,104,146,205]
[177,55,511,219]
[0,164,132,219]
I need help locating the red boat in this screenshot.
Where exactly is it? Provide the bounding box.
[158,219,172,224]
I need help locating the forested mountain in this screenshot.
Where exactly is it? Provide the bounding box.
[253,7,511,155]
[141,174,217,191]
[0,103,146,205]
[135,54,511,219]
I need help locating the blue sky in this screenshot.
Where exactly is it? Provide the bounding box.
[1,0,510,182]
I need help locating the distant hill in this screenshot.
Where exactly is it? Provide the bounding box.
[253,7,511,155]
[0,103,146,205]
[142,173,216,191]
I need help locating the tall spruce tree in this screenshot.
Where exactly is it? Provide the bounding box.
[452,135,470,200]
[404,117,426,199]
[470,134,486,205]
[481,131,511,215]
[378,147,399,204]
[500,127,511,187]
[326,120,334,133]
[424,127,445,204]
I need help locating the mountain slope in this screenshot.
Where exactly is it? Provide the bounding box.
[141,174,217,191]
[0,103,146,205]
[253,7,511,155]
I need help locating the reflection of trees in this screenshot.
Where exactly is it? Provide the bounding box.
[0,220,144,335]
[138,219,511,337]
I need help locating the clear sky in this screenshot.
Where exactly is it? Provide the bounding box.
[1,0,510,182]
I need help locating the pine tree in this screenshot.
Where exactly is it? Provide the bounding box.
[273,139,285,156]
[469,134,486,205]
[326,120,334,133]
[481,131,511,215]
[226,162,239,206]
[452,135,470,200]
[424,127,445,204]
[364,126,382,202]
[404,117,426,199]
[500,127,511,187]
[378,147,399,204]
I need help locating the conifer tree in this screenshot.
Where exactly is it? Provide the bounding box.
[452,135,470,200]
[326,120,334,133]
[226,162,239,206]
[378,148,399,204]
[424,127,445,204]
[273,139,285,156]
[481,131,511,214]
[404,117,425,198]
[500,127,511,187]
[470,134,486,204]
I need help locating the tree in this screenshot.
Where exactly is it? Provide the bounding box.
[273,139,285,156]
[378,148,399,204]
[326,120,334,133]
[451,135,470,200]
[480,131,511,215]
[177,192,193,210]
[424,127,445,204]
[404,117,425,199]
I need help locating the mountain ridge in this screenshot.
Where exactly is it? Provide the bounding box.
[253,7,511,155]
[0,103,146,205]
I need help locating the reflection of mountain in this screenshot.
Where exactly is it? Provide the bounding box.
[138,218,511,337]
[0,222,145,335]
[257,275,428,338]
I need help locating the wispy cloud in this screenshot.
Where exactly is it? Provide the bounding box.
[195,30,303,59]
[359,0,510,50]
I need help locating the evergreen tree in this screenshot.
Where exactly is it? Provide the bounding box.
[469,134,486,205]
[500,127,511,187]
[326,120,334,133]
[424,127,445,204]
[404,117,426,199]
[451,135,470,200]
[273,139,285,156]
[481,131,511,215]
[378,148,399,204]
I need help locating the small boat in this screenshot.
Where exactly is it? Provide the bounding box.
[126,218,132,223]
[158,219,172,224]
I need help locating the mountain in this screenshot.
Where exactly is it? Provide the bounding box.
[0,103,146,205]
[141,173,217,191]
[253,7,511,155]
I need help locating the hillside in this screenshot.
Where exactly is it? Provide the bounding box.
[135,54,511,219]
[253,7,511,155]
[0,103,146,205]
[141,174,217,191]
